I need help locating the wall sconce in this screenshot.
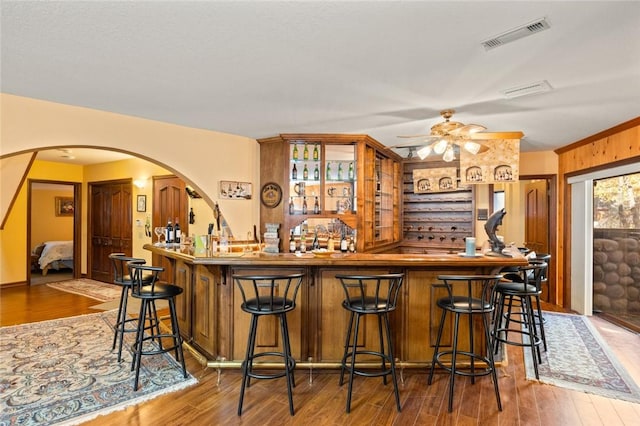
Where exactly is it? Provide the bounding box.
[133,179,147,189]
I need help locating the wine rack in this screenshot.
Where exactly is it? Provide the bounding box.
[399,159,475,254]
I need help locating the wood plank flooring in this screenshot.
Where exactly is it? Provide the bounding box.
[1,283,639,425]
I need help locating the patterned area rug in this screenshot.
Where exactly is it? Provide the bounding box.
[0,311,197,425]
[523,311,640,403]
[46,279,121,302]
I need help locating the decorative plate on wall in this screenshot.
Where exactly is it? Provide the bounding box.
[260,182,282,208]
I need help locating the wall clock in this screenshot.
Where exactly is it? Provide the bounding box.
[260,182,282,208]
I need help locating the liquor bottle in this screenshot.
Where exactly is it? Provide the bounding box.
[302,196,308,214]
[326,162,332,180]
[303,143,309,160]
[314,163,319,180]
[348,162,354,180]
[313,143,319,161]
[166,219,173,243]
[303,164,309,180]
[348,236,355,253]
[300,232,307,253]
[292,163,297,180]
[338,162,343,180]
[327,234,335,251]
[289,230,297,252]
[313,196,320,214]
[312,231,320,250]
[289,197,295,215]
[292,144,299,161]
[174,217,181,244]
[340,230,348,253]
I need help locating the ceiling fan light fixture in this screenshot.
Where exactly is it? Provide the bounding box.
[463,141,482,155]
[417,145,432,160]
[443,145,456,162]
[433,139,448,155]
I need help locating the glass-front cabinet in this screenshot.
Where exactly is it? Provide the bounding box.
[258,134,401,252]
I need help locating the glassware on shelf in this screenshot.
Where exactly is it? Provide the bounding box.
[154,226,165,246]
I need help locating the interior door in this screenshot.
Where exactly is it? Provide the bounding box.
[89,180,132,282]
[152,176,187,282]
[525,179,551,301]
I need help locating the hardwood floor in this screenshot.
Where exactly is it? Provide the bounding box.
[2,284,639,425]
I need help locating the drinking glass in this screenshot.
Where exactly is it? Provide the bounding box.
[154,226,165,246]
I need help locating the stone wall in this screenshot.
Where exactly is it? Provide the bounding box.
[593,236,640,314]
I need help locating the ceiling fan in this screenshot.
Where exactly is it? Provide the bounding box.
[391,109,523,161]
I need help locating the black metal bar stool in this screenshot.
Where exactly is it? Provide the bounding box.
[492,261,548,380]
[128,262,187,391]
[336,273,404,413]
[108,253,154,362]
[428,275,502,413]
[233,273,304,416]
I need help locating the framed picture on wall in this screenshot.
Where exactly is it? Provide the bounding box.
[55,197,74,216]
[137,195,147,212]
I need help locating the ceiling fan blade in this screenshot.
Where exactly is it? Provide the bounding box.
[396,134,433,139]
[388,140,431,149]
[449,123,486,136]
[470,131,524,140]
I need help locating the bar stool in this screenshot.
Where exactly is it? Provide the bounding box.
[128,262,188,391]
[108,253,154,362]
[233,273,304,416]
[428,275,502,413]
[492,261,548,380]
[336,273,404,413]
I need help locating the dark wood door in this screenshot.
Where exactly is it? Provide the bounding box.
[525,179,551,301]
[152,176,187,282]
[89,180,132,282]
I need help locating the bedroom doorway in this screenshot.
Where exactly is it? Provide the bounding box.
[27,180,81,285]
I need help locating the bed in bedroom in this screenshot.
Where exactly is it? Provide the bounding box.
[33,240,74,276]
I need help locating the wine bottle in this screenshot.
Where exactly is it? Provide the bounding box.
[302,196,308,214]
[289,230,297,252]
[289,197,295,215]
[303,143,309,160]
[166,219,173,243]
[348,162,354,180]
[174,217,181,244]
[340,230,348,253]
[313,143,319,161]
[326,162,332,180]
[338,163,343,180]
[314,163,319,180]
[313,196,320,214]
[300,232,307,253]
[292,163,297,180]
[292,144,299,160]
[303,164,308,180]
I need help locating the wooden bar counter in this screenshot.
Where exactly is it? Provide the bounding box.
[144,244,527,369]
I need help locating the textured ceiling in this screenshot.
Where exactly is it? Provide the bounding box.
[2,1,640,160]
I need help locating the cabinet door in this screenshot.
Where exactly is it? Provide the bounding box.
[230,267,306,362]
[174,259,192,341]
[192,264,219,357]
[317,268,397,363]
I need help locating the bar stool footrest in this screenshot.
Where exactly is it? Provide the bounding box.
[433,350,494,378]
[493,327,541,348]
[244,351,296,381]
[342,350,395,378]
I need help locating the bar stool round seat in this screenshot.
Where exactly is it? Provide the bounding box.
[428,274,502,413]
[233,273,305,416]
[108,253,154,362]
[492,261,548,380]
[128,262,187,391]
[336,273,404,414]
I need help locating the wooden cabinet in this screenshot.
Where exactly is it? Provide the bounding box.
[174,259,192,340]
[399,159,475,254]
[192,264,220,357]
[258,134,402,252]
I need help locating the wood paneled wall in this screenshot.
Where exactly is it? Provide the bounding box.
[555,117,640,307]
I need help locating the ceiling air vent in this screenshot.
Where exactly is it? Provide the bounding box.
[481,17,550,50]
[501,80,553,99]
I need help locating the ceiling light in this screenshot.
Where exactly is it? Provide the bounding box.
[442,145,456,162]
[417,145,432,160]
[433,139,448,155]
[463,141,481,155]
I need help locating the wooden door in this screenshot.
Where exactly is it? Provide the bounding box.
[152,176,187,281]
[525,180,551,301]
[89,180,132,282]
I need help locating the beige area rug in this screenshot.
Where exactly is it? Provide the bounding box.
[46,278,121,302]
